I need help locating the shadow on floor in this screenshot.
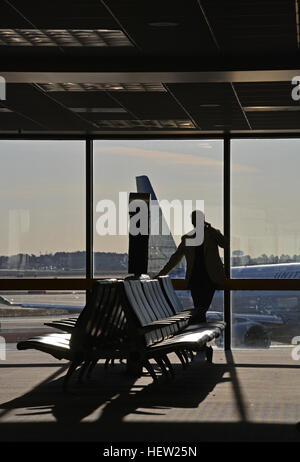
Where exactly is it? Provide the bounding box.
[1,354,227,424]
[1,353,300,442]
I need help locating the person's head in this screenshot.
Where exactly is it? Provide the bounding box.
[191,209,205,229]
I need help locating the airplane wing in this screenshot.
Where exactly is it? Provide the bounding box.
[207,310,283,326]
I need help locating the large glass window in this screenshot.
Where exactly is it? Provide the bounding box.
[94,139,223,264]
[231,138,300,348]
[232,139,300,272]
[0,140,86,347]
[94,139,224,321]
[0,140,86,278]
[6,136,300,350]
[0,290,86,349]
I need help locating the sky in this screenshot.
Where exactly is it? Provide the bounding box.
[0,138,299,259]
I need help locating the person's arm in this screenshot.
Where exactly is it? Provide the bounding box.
[209,226,228,248]
[156,239,185,277]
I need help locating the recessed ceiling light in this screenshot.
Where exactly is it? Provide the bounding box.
[200,104,220,108]
[148,22,179,27]
[70,107,127,113]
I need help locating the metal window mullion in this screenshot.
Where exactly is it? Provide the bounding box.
[86,138,93,281]
[224,136,231,350]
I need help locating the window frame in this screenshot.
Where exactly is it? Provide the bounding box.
[1,132,300,350]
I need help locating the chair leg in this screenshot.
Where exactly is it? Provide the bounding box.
[77,361,91,383]
[155,357,170,379]
[126,352,143,377]
[186,349,195,361]
[175,350,187,369]
[86,359,98,379]
[205,345,213,363]
[63,360,82,392]
[143,359,158,382]
[161,355,175,379]
[105,358,115,368]
[181,350,190,366]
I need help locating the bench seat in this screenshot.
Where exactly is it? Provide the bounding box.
[120,279,225,378]
[17,277,225,389]
[148,323,224,352]
[17,280,129,390]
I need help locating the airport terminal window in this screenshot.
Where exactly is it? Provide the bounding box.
[93,139,223,274]
[231,138,300,276]
[0,140,86,343]
[93,139,224,334]
[231,290,300,348]
[0,140,86,278]
[0,290,86,348]
[231,138,300,347]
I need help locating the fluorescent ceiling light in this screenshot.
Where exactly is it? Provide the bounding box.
[94,119,194,129]
[244,106,300,112]
[38,83,166,92]
[0,29,133,47]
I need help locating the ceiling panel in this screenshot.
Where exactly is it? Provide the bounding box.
[0,3,29,28]
[0,1,136,58]
[0,1,300,132]
[79,112,133,122]
[0,112,43,130]
[234,82,297,107]
[111,92,188,119]
[247,112,300,130]
[48,91,121,108]
[201,0,298,54]
[3,84,95,130]
[103,0,219,55]
[167,83,249,130]
[7,1,117,29]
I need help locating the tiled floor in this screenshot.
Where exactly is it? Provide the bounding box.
[1,346,300,442]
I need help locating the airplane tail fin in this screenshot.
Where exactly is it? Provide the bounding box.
[136,175,158,201]
[0,296,12,306]
[136,175,186,277]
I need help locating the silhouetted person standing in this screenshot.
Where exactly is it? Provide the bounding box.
[156,210,226,323]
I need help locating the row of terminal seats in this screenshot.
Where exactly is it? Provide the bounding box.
[17,276,225,391]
